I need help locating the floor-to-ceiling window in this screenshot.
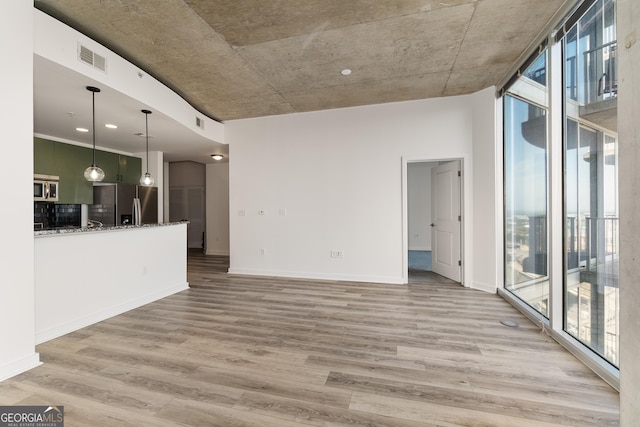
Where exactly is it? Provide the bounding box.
[502,0,619,378]
[563,0,618,367]
[504,51,550,318]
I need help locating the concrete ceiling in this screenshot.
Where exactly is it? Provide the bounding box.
[34,0,569,124]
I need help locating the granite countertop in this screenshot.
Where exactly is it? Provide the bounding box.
[34,221,189,237]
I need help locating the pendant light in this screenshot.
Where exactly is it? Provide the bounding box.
[140,109,155,186]
[84,86,105,182]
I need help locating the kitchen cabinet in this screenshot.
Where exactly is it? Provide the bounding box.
[54,142,93,204]
[118,155,142,184]
[33,138,143,203]
[94,150,119,183]
[34,138,93,204]
[34,138,56,175]
[95,151,141,184]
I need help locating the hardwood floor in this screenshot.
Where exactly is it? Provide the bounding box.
[0,250,619,426]
[408,269,458,284]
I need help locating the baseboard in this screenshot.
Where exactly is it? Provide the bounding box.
[549,328,619,391]
[470,281,497,293]
[227,268,405,285]
[0,353,42,382]
[35,282,189,344]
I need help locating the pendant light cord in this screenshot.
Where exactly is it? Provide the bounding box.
[145,112,149,173]
[92,90,96,166]
[139,109,153,186]
[84,86,104,182]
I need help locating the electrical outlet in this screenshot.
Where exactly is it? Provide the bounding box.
[330,250,344,258]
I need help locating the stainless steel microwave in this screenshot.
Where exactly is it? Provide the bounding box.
[34,174,59,201]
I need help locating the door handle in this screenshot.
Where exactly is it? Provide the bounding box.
[430,223,435,227]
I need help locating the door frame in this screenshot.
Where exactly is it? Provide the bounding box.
[402,156,466,285]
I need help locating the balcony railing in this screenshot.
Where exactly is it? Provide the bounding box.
[585,41,617,104]
[567,216,618,287]
[584,216,618,285]
[566,41,617,106]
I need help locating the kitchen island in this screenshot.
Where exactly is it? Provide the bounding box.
[34,222,189,343]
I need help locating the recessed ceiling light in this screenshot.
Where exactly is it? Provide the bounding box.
[211,154,224,160]
[340,68,352,76]
[105,123,118,129]
[76,127,89,132]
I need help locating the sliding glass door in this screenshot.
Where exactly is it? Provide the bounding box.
[504,92,549,318]
[563,0,618,366]
[502,0,619,380]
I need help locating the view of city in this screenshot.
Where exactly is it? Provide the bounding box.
[503,0,618,368]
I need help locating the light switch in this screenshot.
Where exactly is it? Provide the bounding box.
[238,209,246,216]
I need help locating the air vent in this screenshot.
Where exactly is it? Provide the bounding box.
[93,53,106,71]
[78,43,107,72]
[195,116,204,129]
[79,45,93,64]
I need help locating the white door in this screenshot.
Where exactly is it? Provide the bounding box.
[431,161,461,282]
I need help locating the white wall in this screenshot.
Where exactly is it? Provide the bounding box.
[206,163,230,255]
[618,0,640,423]
[407,162,435,251]
[470,87,499,292]
[227,89,497,287]
[0,1,41,381]
[163,162,171,223]
[35,225,188,343]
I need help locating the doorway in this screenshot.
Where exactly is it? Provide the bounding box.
[168,161,206,250]
[403,158,463,284]
[407,162,437,273]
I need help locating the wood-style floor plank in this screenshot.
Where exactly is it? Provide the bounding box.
[0,250,619,426]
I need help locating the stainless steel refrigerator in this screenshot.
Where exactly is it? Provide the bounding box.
[90,183,158,226]
[133,185,158,225]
